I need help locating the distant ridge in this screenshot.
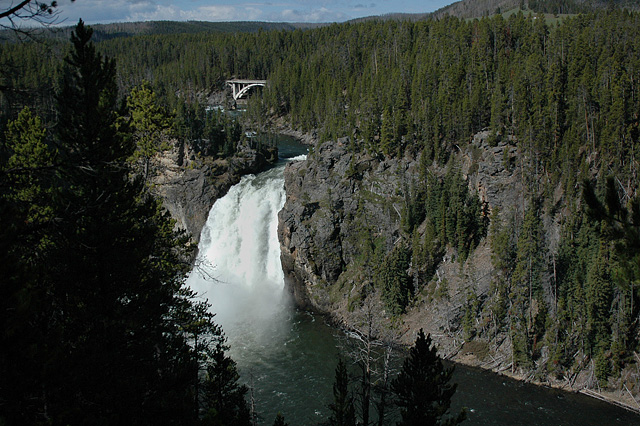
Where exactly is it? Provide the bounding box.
[0,20,324,43]
[348,0,640,23]
[88,20,323,41]
[432,0,640,19]
[347,12,431,23]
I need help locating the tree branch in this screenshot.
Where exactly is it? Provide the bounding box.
[0,0,33,20]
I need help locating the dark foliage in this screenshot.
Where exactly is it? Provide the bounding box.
[0,20,251,425]
[328,358,357,426]
[392,330,465,426]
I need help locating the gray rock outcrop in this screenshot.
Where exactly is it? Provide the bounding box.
[152,140,277,245]
[278,138,420,310]
[278,132,527,354]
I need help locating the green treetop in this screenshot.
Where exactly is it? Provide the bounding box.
[126,82,174,181]
[392,329,465,426]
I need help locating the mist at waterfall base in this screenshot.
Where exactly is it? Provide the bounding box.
[186,137,640,425]
[186,140,340,424]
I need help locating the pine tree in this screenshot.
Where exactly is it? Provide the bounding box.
[328,357,357,426]
[391,329,465,426]
[126,82,174,182]
[2,106,55,242]
[379,244,412,315]
[583,177,640,380]
[200,339,252,426]
[510,200,545,367]
[0,106,57,424]
[273,412,289,426]
[49,19,202,424]
[586,235,613,355]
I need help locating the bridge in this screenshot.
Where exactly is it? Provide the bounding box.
[226,79,266,101]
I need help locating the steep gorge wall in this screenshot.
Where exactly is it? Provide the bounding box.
[278,132,640,408]
[278,132,546,366]
[279,138,412,309]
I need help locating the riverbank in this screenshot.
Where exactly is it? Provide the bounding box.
[453,351,640,416]
[314,306,640,420]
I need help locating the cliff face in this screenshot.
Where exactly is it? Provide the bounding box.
[278,132,530,358]
[278,136,640,409]
[152,140,277,244]
[279,138,417,308]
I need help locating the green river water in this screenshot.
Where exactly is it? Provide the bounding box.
[186,135,640,426]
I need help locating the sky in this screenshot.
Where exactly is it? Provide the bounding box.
[40,0,454,25]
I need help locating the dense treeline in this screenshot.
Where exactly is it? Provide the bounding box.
[2,7,639,391]
[4,12,640,180]
[256,10,640,384]
[260,11,640,185]
[0,22,253,425]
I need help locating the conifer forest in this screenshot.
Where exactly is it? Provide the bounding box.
[2,1,640,424]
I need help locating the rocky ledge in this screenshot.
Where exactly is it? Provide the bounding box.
[151,140,277,245]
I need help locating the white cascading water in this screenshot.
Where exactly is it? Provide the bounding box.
[186,155,306,352]
[180,151,637,426]
[186,153,344,425]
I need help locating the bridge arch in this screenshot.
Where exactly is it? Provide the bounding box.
[226,79,266,101]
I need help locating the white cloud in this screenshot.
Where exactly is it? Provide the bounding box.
[54,0,268,24]
[53,0,383,25]
[127,4,181,21]
[278,7,346,22]
[183,5,263,21]
[128,4,261,21]
[353,3,377,9]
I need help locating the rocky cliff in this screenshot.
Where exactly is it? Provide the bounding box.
[279,133,521,313]
[279,138,418,309]
[278,132,640,410]
[278,132,564,374]
[152,139,277,245]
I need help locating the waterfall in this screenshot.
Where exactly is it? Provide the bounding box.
[184,153,344,425]
[186,155,305,347]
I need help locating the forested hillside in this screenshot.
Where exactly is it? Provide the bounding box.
[432,0,639,19]
[0,21,256,424]
[2,3,640,410]
[268,10,640,400]
[0,20,317,43]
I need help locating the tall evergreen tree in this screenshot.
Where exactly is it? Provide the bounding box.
[328,357,357,426]
[391,330,465,426]
[126,82,174,182]
[510,199,545,367]
[47,19,200,424]
[200,338,252,426]
[0,20,221,425]
[378,244,412,315]
[0,106,58,425]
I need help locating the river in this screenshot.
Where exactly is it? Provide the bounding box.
[186,136,640,426]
